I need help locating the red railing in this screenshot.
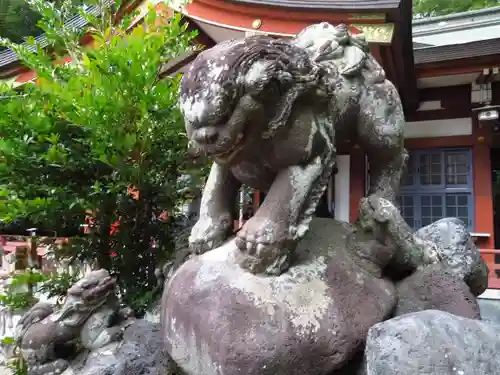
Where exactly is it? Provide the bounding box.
[0,235,68,273]
[480,249,500,289]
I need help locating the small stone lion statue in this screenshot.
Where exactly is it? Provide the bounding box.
[15,269,131,375]
[179,23,408,276]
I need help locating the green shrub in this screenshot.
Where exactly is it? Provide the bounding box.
[0,0,200,312]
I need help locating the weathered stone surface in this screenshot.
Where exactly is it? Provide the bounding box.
[331,352,364,375]
[63,320,182,375]
[357,195,441,278]
[416,217,488,296]
[362,310,500,375]
[394,264,481,319]
[162,219,396,375]
[18,269,123,375]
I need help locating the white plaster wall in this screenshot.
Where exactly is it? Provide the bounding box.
[405,118,472,139]
[334,155,350,222]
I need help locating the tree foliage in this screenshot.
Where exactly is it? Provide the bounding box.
[0,0,200,312]
[413,0,500,17]
[0,0,85,51]
[0,0,41,47]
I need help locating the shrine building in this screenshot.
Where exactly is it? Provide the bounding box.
[2,0,500,293]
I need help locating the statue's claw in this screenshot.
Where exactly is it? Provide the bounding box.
[235,217,292,275]
[188,216,231,254]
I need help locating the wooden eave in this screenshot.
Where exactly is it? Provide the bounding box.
[377,0,418,116]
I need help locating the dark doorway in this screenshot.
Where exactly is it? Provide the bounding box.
[315,178,335,218]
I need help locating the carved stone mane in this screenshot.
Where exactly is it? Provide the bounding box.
[180,35,322,139]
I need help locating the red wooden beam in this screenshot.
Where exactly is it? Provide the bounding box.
[416,54,500,79]
[480,249,500,255]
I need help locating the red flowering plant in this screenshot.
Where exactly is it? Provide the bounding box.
[0,0,204,313]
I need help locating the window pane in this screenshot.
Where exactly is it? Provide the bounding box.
[446,195,455,206]
[420,195,443,227]
[421,217,432,227]
[419,154,428,185]
[445,193,470,226]
[432,207,442,217]
[419,153,442,186]
[405,217,415,228]
[400,195,415,229]
[457,195,468,206]
[446,194,459,219]
[431,154,441,164]
[458,207,468,217]
[404,149,473,230]
[445,151,470,186]
[431,175,441,184]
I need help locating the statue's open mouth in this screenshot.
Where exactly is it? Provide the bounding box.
[213,133,244,162]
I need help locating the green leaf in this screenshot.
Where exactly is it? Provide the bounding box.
[1,337,15,345]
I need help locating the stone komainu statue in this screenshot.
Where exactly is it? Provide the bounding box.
[15,269,126,375]
[179,22,407,276]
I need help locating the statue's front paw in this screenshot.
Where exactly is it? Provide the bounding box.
[235,216,292,276]
[189,215,231,254]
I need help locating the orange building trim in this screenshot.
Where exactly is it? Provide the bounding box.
[180,0,386,38]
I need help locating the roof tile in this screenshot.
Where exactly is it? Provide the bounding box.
[414,38,500,64]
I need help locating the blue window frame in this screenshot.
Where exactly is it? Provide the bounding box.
[399,148,474,230]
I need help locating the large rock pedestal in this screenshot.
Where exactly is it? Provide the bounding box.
[161,219,396,375]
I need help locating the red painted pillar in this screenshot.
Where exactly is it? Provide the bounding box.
[253,190,261,211]
[473,141,494,248]
[473,118,496,285]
